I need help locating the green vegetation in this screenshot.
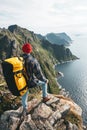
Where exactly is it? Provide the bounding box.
[0,25,78,111]
[65,111,82,130]
[0,25,78,95]
[41,39,78,62]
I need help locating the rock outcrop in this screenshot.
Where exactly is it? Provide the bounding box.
[0,94,83,130]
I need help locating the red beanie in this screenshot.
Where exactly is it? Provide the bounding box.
[22,43,32,53]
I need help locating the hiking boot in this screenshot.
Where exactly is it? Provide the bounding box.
[21,108,27,120]
[25,106,32,114]
[43,96,51,102]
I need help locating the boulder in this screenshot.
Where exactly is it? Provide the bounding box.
[0,95,82,130]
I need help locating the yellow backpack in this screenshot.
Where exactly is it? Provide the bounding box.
[2,57,28,96]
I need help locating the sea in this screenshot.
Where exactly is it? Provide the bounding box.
[56,34,87,125]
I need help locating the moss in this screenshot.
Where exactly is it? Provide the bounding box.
[0,85,43,117]
[64,111,83,130]
[0,89,21,116]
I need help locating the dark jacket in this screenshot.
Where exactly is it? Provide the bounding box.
[23,54,47,88]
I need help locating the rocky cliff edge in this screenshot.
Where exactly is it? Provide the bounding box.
[0,94,84,130]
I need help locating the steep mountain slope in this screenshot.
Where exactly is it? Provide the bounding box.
[41,39,77,63]
[0,25,78,93]
[0,25,79,91]
[0,25,58,94]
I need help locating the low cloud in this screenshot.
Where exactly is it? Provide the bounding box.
[0,0,87,34]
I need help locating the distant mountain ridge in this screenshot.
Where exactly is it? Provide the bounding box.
[37,32,72,46]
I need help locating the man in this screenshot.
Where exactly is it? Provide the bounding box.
[22,43,50,112]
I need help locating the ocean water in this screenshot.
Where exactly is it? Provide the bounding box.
[56,35,87,125]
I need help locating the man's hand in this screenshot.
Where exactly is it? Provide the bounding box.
[46,79,49,84]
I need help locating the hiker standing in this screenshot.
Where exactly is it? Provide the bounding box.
[22,43,50,111]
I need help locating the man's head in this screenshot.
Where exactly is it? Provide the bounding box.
[22,43,32,54]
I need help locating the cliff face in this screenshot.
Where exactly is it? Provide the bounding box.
[0,94,83,130]
[41,39,77,63]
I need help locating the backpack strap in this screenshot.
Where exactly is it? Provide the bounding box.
[15,56,29,83]
[24,58,32,80]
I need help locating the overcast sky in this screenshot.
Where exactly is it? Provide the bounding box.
[0,0,87,35]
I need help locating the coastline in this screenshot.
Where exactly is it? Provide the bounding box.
[54,57,80,98]
[55,57,79,66]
